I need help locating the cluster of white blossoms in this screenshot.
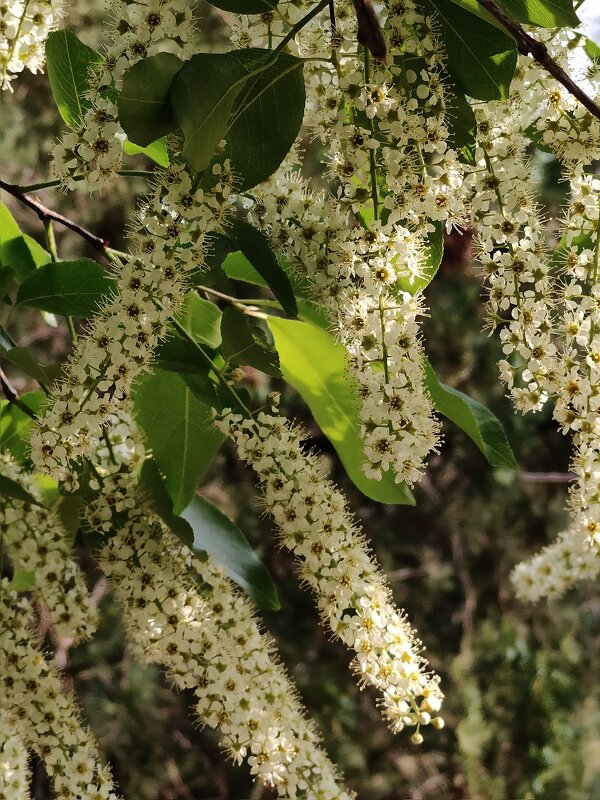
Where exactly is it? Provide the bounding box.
[30,158,234,483]
[466,36,600,597]
[214,406,444,739]
[0,454,98,641]
[88,451,354,799]
[0,0,62,91]
[0,714,30,800]
[0,583,122,800]
[511,524,600,602]
[52,0,194,190]
[235,0,470,485]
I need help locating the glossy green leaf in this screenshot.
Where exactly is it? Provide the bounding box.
[230,221,297,317]
[45,30,102,126]
[221,49,305,190]
[221,307,281,377]
[0,473,42,506]
[0,347,57,388]
[429,0,517,100]
[0,391,45,461]
[222,250,266,286]
[140,459,280,609]
[445,82,477,165]
[123,137,170,167]
[182,496,280,610]
[119,53,183,147]
[206,0,278,11]
[424,359,517,469]
[0,204,50,280]
[16,259,116,316]
[171,53,251,172]
[398,222,444,295]
[584,35,600,62]
[496,0,579,27]
[175,293,222,348]
[268,317,415,505]
[10,567,36,591]
[133,369,224,514]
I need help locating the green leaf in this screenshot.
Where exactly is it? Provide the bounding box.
[221,49,305,190]
[398,222,444,295]
[445,82,477,165]
[140,459,280,610]
[182,496,280,610]
[45,30,102,126]
[268,317,415,505]
[206,0,279,11]
[0,204,50,280]
[16,259,116,316]
[222,249,266,286]
[10,567,37,591]
[230,221,297,317]
[429,0,517,100]
[133,369,224,514]
[496,0,579,27]
[119,53,183,147]
[0,347,57,388]
[0,391,45,461]
[0,473,42,506]
[171,53,251,172]
[123,137,170,167]
[221,307,281,377]
[584,35,600,62]
[424,359,518,469]
[175,293,222,348]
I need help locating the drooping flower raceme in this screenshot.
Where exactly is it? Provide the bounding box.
[0,454,97,641]
[214,407,444,740]
[0,0,62,91]
[510,524,600,603]
[238,0,467,485]
[30,158,233,483]
[92,466,355,799]
[0,713,30,800]
[0,583,122,800]
[52,0,195,190]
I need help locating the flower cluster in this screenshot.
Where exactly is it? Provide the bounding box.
[214,407,444,739]
[0,582,122,800]
[237,0,469,485]
[0,713,30,800]
[90,461,354,799]
[511,524,600,602]
[30,158,234,483]
[0,0,62,91]
[0,454,97,641]
[52,0,194,190]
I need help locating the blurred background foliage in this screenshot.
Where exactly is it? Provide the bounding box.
[1,1,600,799]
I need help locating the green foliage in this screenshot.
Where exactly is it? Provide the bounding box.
[268,317,415,505]
[0,391,45,461]
[0,473,41,505]
[429,0,517,99]
[45,30,102,126]
[133,369,224,514]
[425,359,518,469]
[448,0,579,28]
[398,223,444,294]
[16,258,116,316]
[221,307,281,377]
[140,459,280,610]
[119,53,183,147]
[0,203,50,281]
[229,220,297,317]
[122,137,170,167]
[175,293,223,349]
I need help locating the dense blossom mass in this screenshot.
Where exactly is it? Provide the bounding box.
[214,406,444,739]
[2,1,600,798]
[0,0,62,90]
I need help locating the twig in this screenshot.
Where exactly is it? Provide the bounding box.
[476,0,600,122]
[0,367,38,419]
[519,470,576,483]
[0,177,109,253]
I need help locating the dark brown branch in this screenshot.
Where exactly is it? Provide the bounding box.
[0,367,38,419]
[476,0,600,122]
[0,178,109,253]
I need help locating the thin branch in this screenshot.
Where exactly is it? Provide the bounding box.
[476,0,600,122]
[0,177,109,253]
[519,470,576,483]
[0,367,38,419]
